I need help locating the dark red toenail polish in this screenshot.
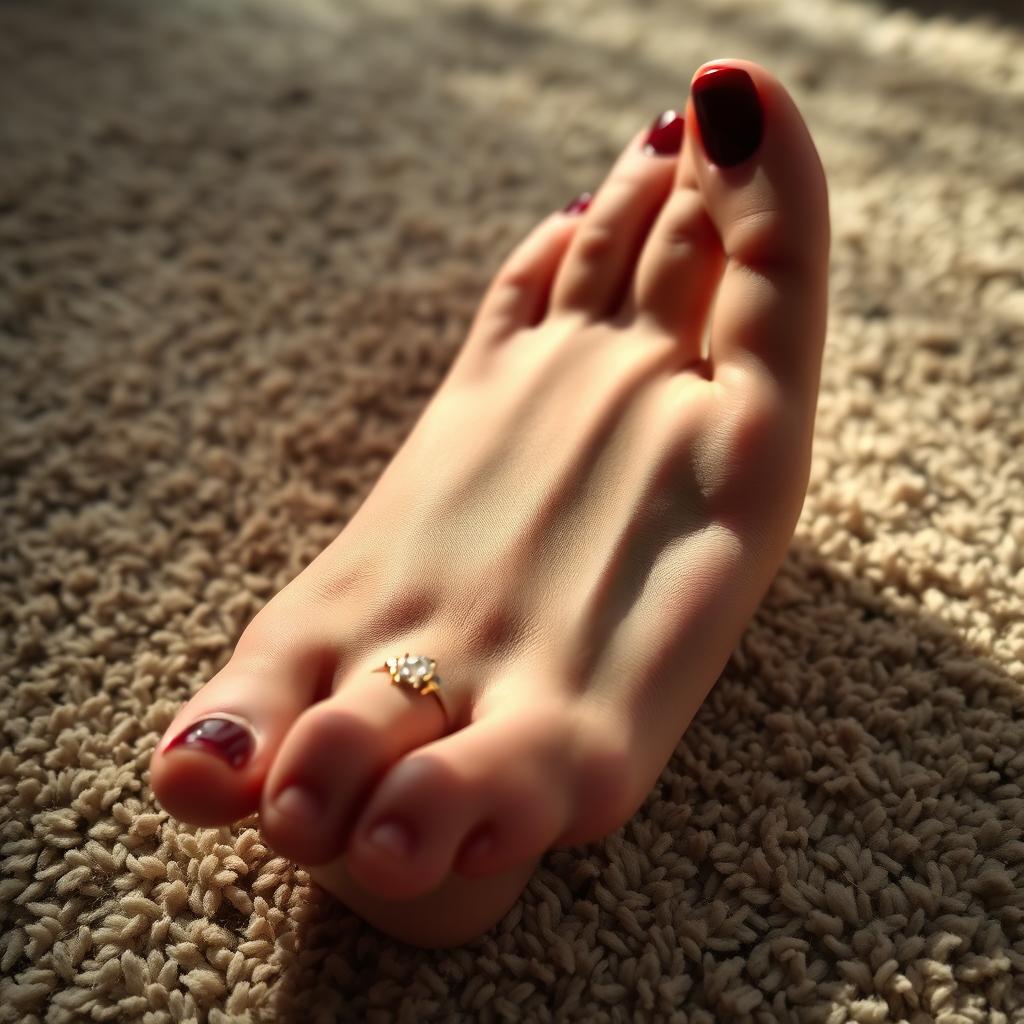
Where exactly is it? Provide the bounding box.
[563,192,592,215]
[692,66,763,168]
[164,717,254,768]
[643,110,684,156]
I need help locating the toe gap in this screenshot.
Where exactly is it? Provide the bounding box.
[458,822,497,864]
[311,647,342,704]
[681,354,714,381]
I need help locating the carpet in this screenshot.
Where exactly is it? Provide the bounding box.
[1,0,1022,1020]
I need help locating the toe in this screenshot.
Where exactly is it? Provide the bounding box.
[258,658,448,866]
[630,148,724,362]
[344,701,579,900]
[686,59,830,404]
[150,618,335,827]
[464,209,581,352]
[548,112,684,320]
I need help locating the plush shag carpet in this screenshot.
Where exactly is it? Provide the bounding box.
[1,0,1022,1020]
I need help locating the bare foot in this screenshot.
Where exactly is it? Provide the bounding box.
[149,58,829,948]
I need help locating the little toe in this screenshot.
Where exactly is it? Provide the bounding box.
[686,59,830,402]
[150,620,335,827]
[259,660,448,867]
[345,701,579,900]
[464,209,581,352]
[548,112,684,321]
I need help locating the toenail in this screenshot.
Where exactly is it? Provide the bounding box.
[563,192,592,215]
[164,716,254,768]
[365,818,415,857]
[643,110,684,156]
[691,65,763,168]
[273,784,323,825]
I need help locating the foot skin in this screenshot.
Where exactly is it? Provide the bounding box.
[150,58,829,949]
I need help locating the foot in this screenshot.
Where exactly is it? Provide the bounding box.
[149,59,829,949]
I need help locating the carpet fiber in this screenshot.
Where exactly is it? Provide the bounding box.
[1,0,1023,1020]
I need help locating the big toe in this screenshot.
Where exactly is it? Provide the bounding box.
[687,58,830,395]
[149,616,335,827]
[631,56,830,443]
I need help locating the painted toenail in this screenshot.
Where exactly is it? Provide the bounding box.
[164,716,254,768]
[273,784,322,824]
[563,192,592,215]
[366,819,414,857]
[691,65,763,168]
[643,110,684,156]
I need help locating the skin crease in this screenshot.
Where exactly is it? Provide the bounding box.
[149,58,829,947]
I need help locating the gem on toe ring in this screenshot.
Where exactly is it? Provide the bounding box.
[375,654,448,719]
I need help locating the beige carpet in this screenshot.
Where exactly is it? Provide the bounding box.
[2,0,1023,1020]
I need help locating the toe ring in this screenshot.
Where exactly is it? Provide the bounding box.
[375,654,448,721]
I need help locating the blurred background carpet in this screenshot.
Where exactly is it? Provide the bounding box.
[1,0,1022,1020]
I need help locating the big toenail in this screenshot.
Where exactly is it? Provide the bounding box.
[366,819,414,857]
[563,192,592,215]
[164,716,254,768]
[273,784,323,824]
[691,65,764,168]
[643,110,684,156]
